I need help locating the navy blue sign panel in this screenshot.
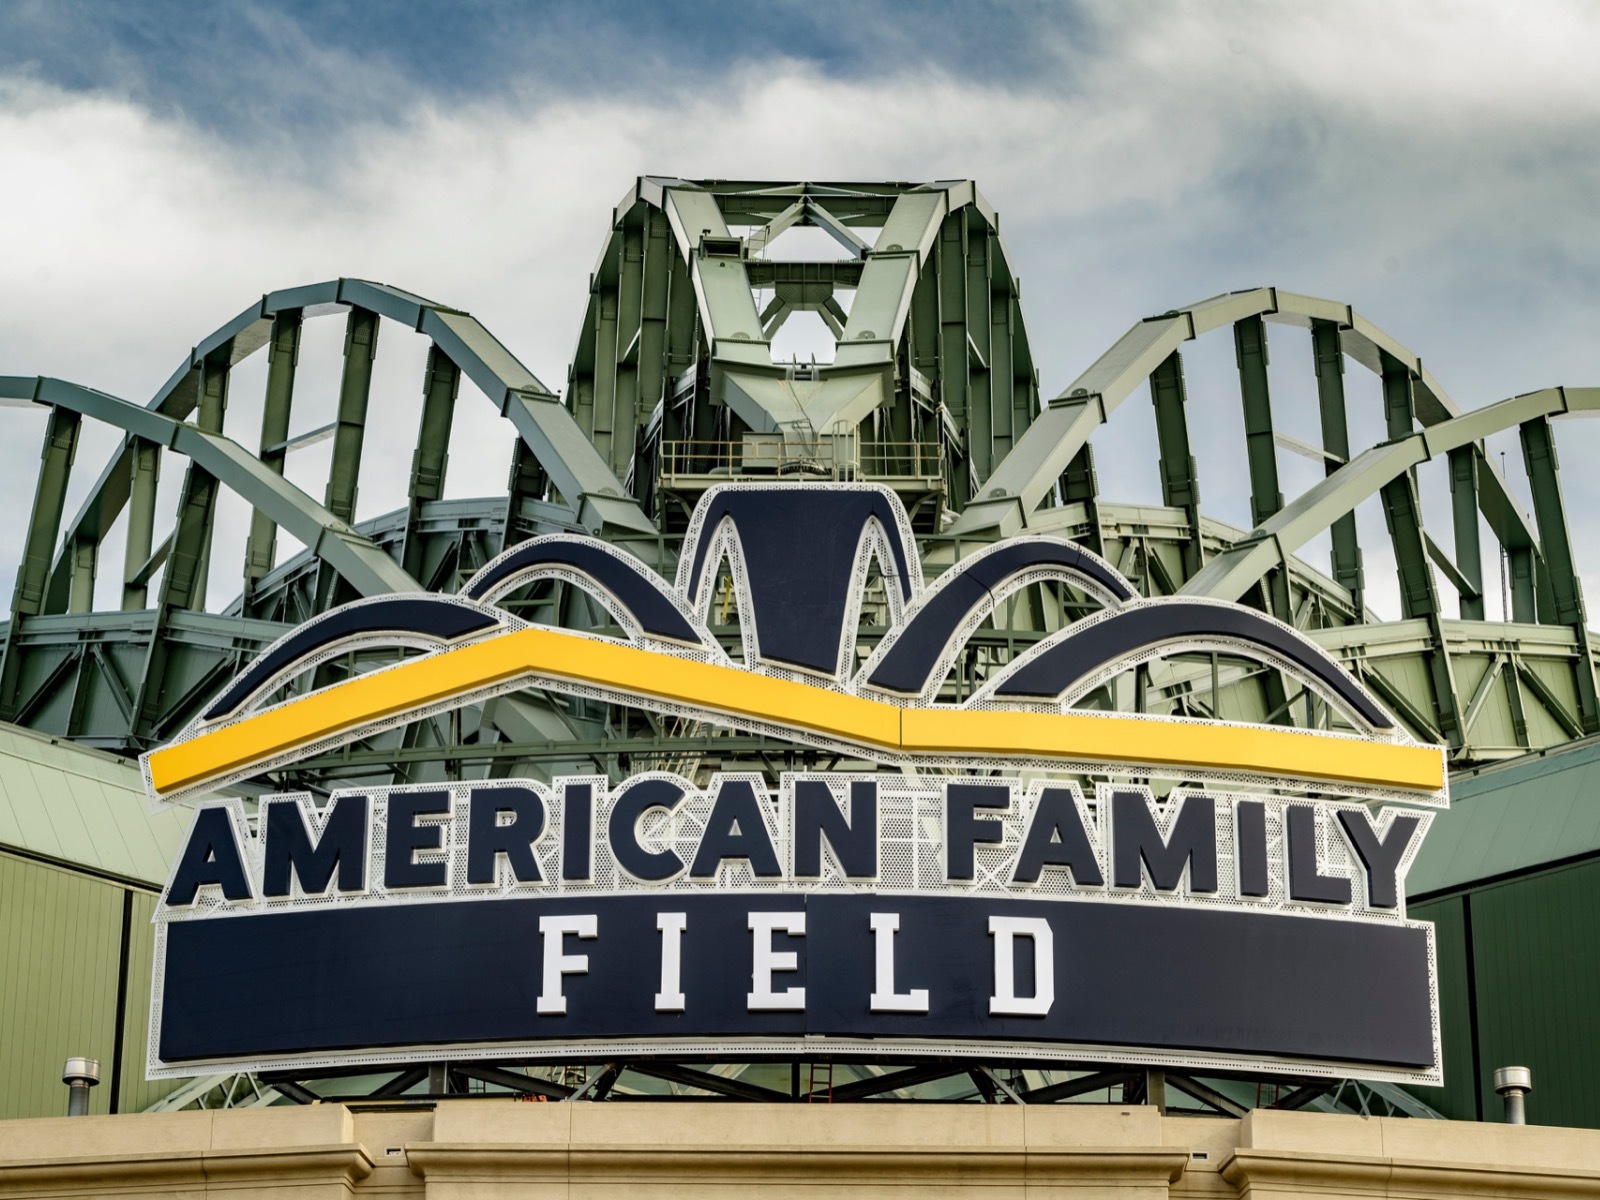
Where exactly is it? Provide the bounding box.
[146,482,1445,1084]
[683,488,916,675]
[159,893,1434,1071]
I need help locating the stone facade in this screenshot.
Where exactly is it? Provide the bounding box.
[0,1102,1596,1198]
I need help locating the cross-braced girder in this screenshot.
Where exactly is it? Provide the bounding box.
[155,1057,1442,1120]
[1,186,1596,779]
[8,177,1598,1123]
[571,179,1039,531]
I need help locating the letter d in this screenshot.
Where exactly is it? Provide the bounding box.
[989,915,1054,1017]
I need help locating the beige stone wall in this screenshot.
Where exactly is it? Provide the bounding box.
[0,1101,1595,1198]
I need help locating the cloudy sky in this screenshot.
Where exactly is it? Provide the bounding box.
[2,0,1599,621]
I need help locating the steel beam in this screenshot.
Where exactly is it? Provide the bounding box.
[403,346,459,580]
[1,377,421,598]
[13,406,82,619]
[637,207,672,461]
[1234,315,1283,527]
[1149,351,1203,579]
[324,307,378,525]
[805,199,870,256]
[1378,357,1462,744]
[1166,1073,1250,1118]
[1182,388,1600,608]
[122,438,161,610]
[1448,447,1485,619]
[132,357,231,741]
[45,278,653,596]
[4,404,88,719]
[835,191,946,369]
[1513,654,1584,739]
[452,1063,572,1100]
[188,357,233,612]
[611,213,645,480]
[244,311,302,599]
[1025,1070,1136,1105]
[937,214,972,500]
[1059,444,1103,556]
[948,289,1558,558]
[626,1062,789,1102]
[1273,1082,1334,1111]
[825,1063,966,1102]
[964,218,996,487]
[1311,320,1364,615]
[589,216,625,474]
[1519,415,1599,732]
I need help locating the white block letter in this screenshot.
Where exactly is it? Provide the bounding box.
[869,913,929,1013]
[537,913,597,1015]
[748,911,806,1010]
[655,911,687,1011]
[988,915,1054,1016]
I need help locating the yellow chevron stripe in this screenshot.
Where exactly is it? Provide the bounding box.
[145,626,1444,797]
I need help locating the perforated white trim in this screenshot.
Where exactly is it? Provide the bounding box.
[971,594,1403,739]
[857,534,1131,704]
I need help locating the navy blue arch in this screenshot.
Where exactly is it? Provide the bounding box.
[463,539,700,644]
[684,490,916,675]
[866,541,1138,695]
[993,601,1394,730]
[202,597,500,722]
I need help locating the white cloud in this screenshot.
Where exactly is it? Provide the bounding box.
[1,0,1599,618]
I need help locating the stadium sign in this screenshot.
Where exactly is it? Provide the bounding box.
[144,485,1447,1083]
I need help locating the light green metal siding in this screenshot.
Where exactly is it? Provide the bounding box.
[0,723,190,887]
[0,851,122,1118]
[0,725,186,1116]
[1467,859,1600,1129]
[1412,737,1600,896]
[0,853,178,1117]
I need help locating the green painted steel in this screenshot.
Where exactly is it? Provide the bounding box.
[1234,314,1282,529]
[1311,319,1365,616]
[1,183,1595,771]
[5,370,1600,768]
[1406,732,1600,1130]
[1412,735,1600,897]
[1414,859,1600,1130]
[2,177,1600,1121]
[0,852,122,1118]
[242,311,302,603]
[1149,351,1204,582]
[0,724,189,1116]
[0,724,190,884]
[1466,859,1600,1128]
[0,852,177,1117]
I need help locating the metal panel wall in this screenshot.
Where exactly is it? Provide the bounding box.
[0,852,176,1116]
[0,852,122,1117]
[1467,858,1600,1129]
[1410,857,1600,1129]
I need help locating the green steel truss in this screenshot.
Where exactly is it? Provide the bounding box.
[1,183,1597,779]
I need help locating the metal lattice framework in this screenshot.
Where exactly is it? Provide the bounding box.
[136,1061,1446,1118]
[4,177,1597,1111]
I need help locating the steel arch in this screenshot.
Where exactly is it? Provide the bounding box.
[949,287,1543,565]
[2,184,1597,772]
[572,178,1040,519]
[40,277,653,616]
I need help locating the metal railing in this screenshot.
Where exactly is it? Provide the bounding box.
[658,438,943,486]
